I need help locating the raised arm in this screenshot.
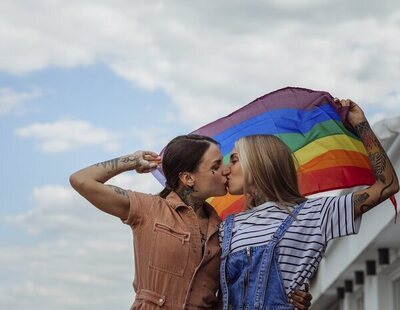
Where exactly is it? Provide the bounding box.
[69,151,160,220]
[336,99,399,218]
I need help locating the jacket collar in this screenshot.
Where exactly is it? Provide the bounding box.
[165,191,188,210]
[165,191,221,226]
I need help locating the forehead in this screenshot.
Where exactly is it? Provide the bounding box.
[199,143,222,167]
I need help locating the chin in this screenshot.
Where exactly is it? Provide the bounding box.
[228,188,242,195]
[217,188,228,196]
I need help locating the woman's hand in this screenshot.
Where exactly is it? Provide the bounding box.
[334,97,366,126]
[289,284,312,309]
[132,151,161,173]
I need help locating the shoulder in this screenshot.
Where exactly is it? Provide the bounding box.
[123,191,171,227]
[318,193,354,208]
[127,190,165,207]
[300,193,353,211]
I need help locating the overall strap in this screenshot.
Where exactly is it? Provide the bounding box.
[220,215,235,310]
[221,215,235,260]
[270,201,306,243]
[254,202,307,309]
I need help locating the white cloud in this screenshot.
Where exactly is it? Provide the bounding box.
[8,174,162,235]
[130,127,178,151]
[0,87,42,116]
[0,239,133,310]
[108,171,163,194]
[0,1,399,127]
[15,119,121,153]
[2,177,161,309]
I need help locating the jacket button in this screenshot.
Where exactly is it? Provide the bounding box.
[158,298,164,305]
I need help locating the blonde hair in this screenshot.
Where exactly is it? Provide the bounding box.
[235,135,306,215]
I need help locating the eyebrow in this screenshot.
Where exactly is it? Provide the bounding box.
[211,158,222,165]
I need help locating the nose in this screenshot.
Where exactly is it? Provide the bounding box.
[222,165,230,176]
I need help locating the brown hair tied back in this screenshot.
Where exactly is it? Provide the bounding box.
[159,134,218,198]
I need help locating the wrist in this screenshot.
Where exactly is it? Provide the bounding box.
[119,154,140,170]
[350,115,367,127]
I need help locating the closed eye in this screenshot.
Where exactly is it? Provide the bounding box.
[230,155,239,164]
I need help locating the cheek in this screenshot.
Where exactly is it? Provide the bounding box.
[210,175,226,189]
[231,166,242,179]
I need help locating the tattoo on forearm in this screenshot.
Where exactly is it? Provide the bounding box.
[354,121,389,184]
[361,203,374,214]
[354,192,369,206]
[106,185,128,197]
[96,158,119,172]
[358,176,395,214]
[355,192,374,214]
[354,121,376,149]
[95,155,139,174]
[369,152,387,183]
[120,155,139,165]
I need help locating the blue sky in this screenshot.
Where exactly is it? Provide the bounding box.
[1,0,400,309]
[1,64,180,236]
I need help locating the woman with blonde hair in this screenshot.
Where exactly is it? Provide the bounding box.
[220,99,399,309]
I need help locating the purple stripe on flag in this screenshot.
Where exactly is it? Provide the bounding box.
[192,87,334,137]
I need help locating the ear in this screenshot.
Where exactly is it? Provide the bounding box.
[178,172,195,187]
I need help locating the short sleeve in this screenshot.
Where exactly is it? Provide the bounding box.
[319,193,362,243]
[122,190,158,229]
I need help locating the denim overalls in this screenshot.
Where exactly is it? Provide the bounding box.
[220,203,305,310]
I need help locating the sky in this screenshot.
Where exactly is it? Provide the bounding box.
[1,0,399,309]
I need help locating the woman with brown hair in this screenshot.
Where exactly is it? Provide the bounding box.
[220,99,399,309]
[70,134,312,309]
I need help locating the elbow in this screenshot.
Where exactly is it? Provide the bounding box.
[383,175,399,199]
[391,177,400,196]
[69,172,85,191]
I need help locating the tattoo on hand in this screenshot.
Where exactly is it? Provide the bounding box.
[106,185,128,197]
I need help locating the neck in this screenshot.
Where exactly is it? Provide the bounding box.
[252,193,267,207]
[177,189,205,214]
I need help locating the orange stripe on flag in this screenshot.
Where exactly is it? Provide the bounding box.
[208,193,243,215]
[297,150,371,173]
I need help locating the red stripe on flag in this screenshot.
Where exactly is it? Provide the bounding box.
[298,166,374,196]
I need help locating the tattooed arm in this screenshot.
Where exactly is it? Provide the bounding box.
[69,151,161,219]
[335,99,399,218]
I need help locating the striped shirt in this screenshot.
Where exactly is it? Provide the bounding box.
[219,193,361,293]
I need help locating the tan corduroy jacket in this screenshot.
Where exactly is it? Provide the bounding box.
[124,190,221,309]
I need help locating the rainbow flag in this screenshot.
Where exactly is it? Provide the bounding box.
[190,87,375,218]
